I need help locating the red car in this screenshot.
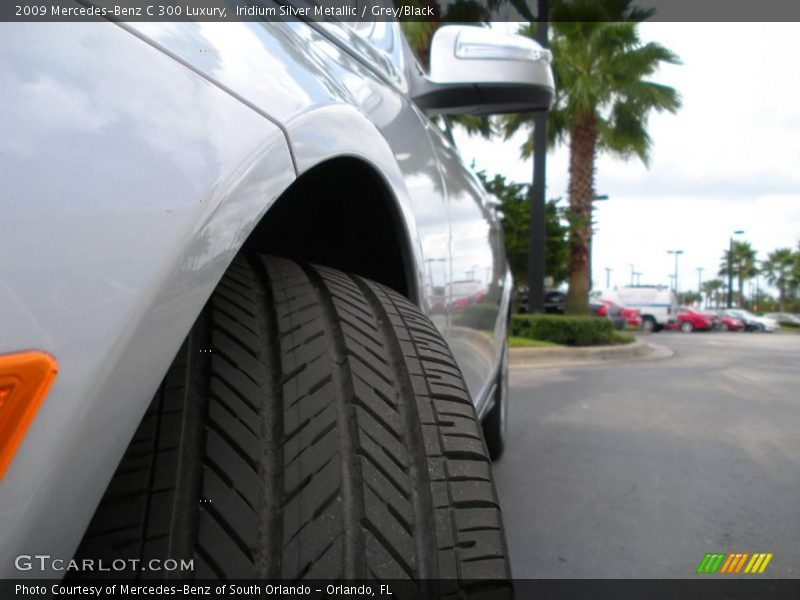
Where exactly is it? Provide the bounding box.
[673,306,715,332]
[599,299,642,328]
[716,313,745,331]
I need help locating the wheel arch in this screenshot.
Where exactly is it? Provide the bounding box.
[243,155,418,303]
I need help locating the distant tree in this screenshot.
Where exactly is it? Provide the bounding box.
[793,241,800,299]
[502,3,682,314]
[761,248,797,312]
[477,172,569,288]
[719,241,758,307]
[678,291,701,306]
[702,279,725,308]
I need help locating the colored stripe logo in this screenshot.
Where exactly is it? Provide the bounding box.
[696,553,773,574]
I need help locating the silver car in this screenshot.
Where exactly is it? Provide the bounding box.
[0,17,553,587]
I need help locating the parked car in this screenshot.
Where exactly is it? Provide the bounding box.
[764,312,800,326]
[0,21,555,584]
[545,289,567,314]
[721,309,779,332]
[591,301,627,330]
[674,306,716,332]
[711,310,745,331]
[597,286,679,332]
[516,288,566,314]
[599,299,641,328]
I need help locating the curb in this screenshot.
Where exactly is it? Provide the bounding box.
[509,339,671,368]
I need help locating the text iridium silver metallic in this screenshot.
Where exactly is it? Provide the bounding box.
[0,15,521,576]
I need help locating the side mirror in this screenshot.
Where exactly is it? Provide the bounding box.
[412,25,554,116]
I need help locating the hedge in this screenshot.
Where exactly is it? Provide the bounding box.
[511,314,617,346]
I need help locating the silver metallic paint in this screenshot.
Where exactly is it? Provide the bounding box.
[0,18,512,576]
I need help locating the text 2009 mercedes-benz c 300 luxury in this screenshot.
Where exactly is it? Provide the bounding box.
[1,11,552,594]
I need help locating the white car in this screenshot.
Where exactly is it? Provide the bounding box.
[764,312,800,326]
[723,309,779,332]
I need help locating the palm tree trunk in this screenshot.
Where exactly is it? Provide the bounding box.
[565,111,597,315]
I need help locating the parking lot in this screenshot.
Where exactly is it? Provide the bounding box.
[494,332,800,578]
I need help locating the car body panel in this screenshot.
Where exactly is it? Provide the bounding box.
[0,20,297,575]
[764,312,800,326]
[722,309,779,332]
[0,17,512,575]
[600,286,678,328]
[675,307,715,331]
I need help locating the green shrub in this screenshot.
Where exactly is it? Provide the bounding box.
[511,314,616,346]
[452,303,499,331]
[780,321,800,330]
[611,331,636,345]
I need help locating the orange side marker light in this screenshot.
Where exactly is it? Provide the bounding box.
[0,352,58,480]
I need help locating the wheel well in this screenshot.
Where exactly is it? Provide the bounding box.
[243,157,414,300]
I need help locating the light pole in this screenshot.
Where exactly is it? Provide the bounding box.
[696,267,704,307]
[633,271,643,286]
[667,250,684,295]
[628,263,635,286]
[727,229,745,308]
[527,0,550,313]
[605,267,612,289]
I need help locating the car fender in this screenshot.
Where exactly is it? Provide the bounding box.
[0,21,298,577]
[283,102,424,304]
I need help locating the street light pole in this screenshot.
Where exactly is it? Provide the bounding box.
[628,263,635,286]
[696,267,704,307]
[727,229,745,308]
[605,267,612,289]
[667,250,684,296]
[527,0,550,313]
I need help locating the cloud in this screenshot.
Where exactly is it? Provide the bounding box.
[454,22,800,295]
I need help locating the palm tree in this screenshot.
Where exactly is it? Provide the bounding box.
[718,241,758,307]
[761,248,796,312]
[502,2,681,314]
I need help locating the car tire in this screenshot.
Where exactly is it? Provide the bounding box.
[482,346,508,461]
[641,317,656,332]
[680,321,694,333]
[72,255,511,590]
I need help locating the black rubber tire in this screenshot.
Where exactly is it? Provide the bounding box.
[641,317,656,332]
[72,255,511,592]
[482,348,508,461]
[680,321,694,333]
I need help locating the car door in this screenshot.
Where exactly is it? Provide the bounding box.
[423,121,509,407]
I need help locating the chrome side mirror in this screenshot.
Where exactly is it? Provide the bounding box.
[412,25,554,116]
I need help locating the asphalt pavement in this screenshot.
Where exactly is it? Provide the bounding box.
[493,331,800,578]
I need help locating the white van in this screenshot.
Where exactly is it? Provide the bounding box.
[596,285,679,332]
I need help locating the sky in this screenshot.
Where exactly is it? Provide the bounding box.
[454,23,800,296]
